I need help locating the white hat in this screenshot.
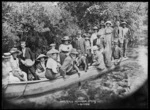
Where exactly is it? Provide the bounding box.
[36,54,47,61]
[93,26,98,30]
[93,46,98,50]
[105,21,112,26]
[121,22,127,25]
[2,52,11,59]
[10,48,19,54]
[47,49,59,55]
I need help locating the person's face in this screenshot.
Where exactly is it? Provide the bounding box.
[98,46,102,50]
[51,53,58,60]
[114,43,118,47]
[21,42,26,48]
[116,21,120,27]
[94,29,97,33]
[40,58,45,62]
[101,25,105,28]
[123,24,126,28]
[71,53,77,60]
[97,35,100,38]
[4,58,10,62]
[93,50,97,54]
[106,23,111,27]
[64,40,69,45]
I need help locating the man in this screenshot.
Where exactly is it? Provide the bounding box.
[92,46,106,70]
[98,21,105,39]
[45,49,64,80]
[19,40,39,80]
[91,26,98,53]
[76,30,86,55]
[122,21,131,57]
[93,32,105,48]
[61,48,81,77]
[76,50,88,72]
[111,41,123,67]
[113,21,124,50]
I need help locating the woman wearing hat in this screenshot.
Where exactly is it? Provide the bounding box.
[104,21,113,59]
[61,48,81,77]
[10,48,27,82]
[2,53,20,88]
[45,49,64,80]
[35,54,47,79]
[59,36,73,64]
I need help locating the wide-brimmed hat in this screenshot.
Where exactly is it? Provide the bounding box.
[47,49,59,55]
[88,30,93,34]
[50,43,56,47]
[105,21,112,26]
[121,21,127,25]
[62,36,70,41]
[70,48,78,54]
[10,48,19,54]
[93,26,98,30]
[2,52,11,59]
[36,54,47,61]
[93,46,98,51]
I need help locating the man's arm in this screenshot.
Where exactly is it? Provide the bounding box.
[28,48,35,60]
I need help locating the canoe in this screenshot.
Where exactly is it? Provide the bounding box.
[3,58,132,106]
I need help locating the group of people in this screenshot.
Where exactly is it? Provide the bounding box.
[2,20,131,89]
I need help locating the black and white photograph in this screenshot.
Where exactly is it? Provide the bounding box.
[2,2,148,109]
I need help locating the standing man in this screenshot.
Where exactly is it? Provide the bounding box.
[122,21,131,57]
[113,21,124,50]
[91,26,98,53]
[19,40,39,80]
[76,30,86,55]
[93,32,105,48]
[98,21,105,39]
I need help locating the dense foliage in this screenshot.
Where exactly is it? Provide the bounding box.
[2,2,148,53]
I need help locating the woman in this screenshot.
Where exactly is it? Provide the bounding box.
[2,53,20,88]
[35,54,47,80]
[104,21,113,59]
[10,48,27,81]
[59,36,73,64]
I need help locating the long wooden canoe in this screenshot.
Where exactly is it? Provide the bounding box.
[3,58,135,107]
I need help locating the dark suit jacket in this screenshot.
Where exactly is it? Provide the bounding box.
[20,47,35,61]
[93,38,105,46]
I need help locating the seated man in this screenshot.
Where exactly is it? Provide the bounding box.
[76,50,88,72]
[60,48,81,77]
[92,46,106,70]
[10,48,27,81]
[111,41,123,67]
[45,49,63,80]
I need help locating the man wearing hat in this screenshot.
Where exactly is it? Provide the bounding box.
[111,41,123,67]
[98,21,105,39]
[10,48,27,81]
[91,26,98,53]
[35,54,47,79]
[122,21,131,57]
[61,48,81,77]
[93,31,105,48]
[19,40,39,80]
[92,46,106,70]
[113,21,124,50]
[59,36,73,64]
[45,49,64,80]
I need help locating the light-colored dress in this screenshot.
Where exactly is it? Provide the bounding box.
[98,28,105,39]
[10,56,27,81]
[104,27,113,58]
[36,62,46,79]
